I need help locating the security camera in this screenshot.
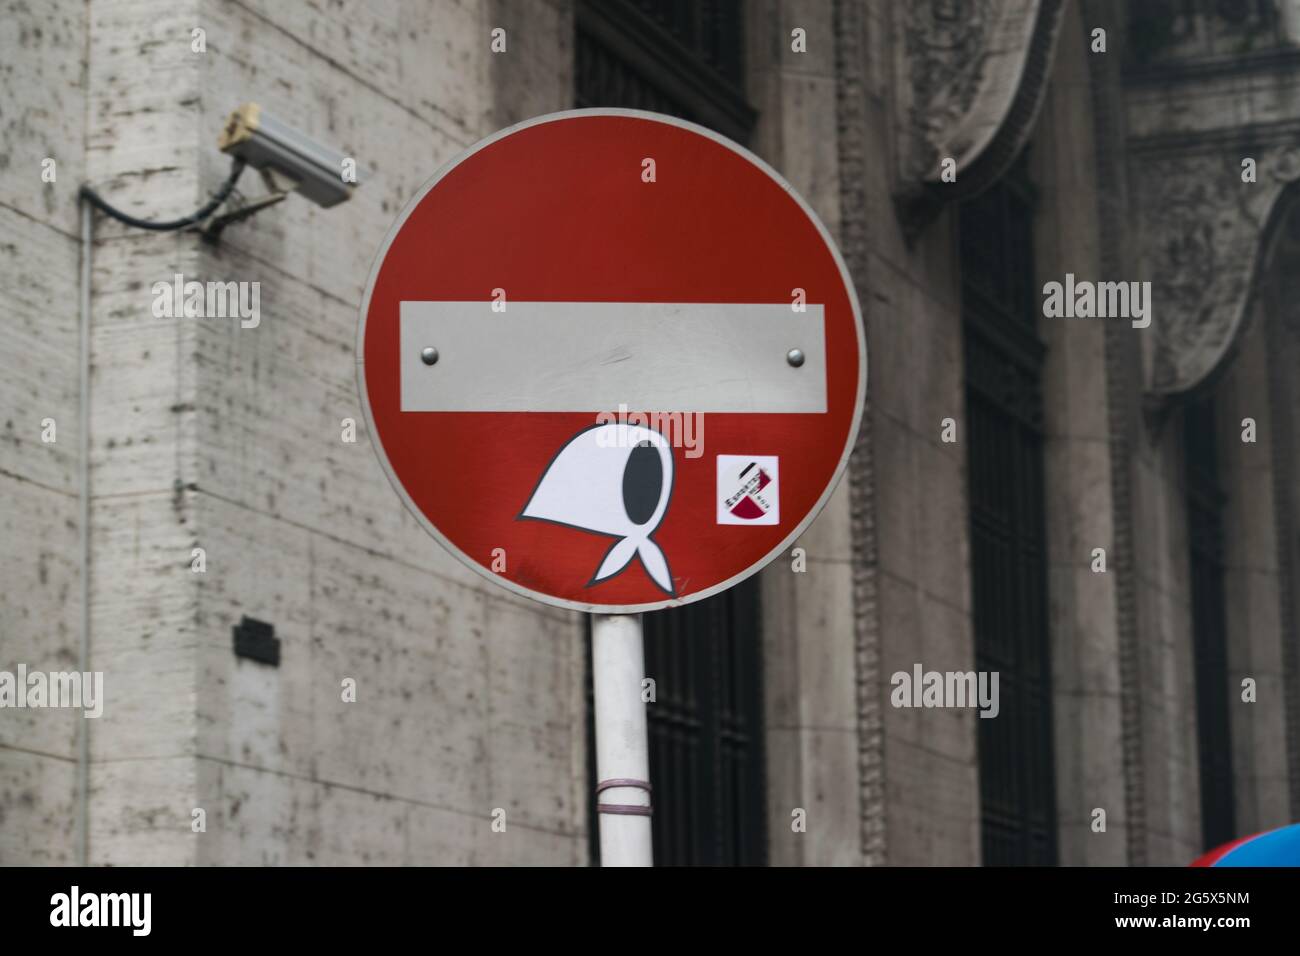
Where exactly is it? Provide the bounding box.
[217,103,358,208]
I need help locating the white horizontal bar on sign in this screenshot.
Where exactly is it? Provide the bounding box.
[399,301,827,414]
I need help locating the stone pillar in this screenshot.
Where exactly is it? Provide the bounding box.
[749,0,864,867]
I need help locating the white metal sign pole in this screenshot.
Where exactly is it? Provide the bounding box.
[591,612,654,866]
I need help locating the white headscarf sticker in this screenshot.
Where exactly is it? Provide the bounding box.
[520,423,675,595]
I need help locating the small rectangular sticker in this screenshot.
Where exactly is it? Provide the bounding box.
[717,456,780,525]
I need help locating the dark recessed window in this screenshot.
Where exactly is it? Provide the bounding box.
[960,155,1059,866]
[1184,394,1236,850]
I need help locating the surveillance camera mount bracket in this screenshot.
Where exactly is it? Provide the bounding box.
[199,168,292,245]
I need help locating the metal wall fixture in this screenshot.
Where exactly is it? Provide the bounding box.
[80,102,360,242]
[72,105,357,864]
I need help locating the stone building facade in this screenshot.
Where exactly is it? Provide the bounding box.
[2,0,1297,866]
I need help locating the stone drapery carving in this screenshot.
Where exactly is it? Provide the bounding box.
[1135,146,1300,395]
[893,0,1067,239]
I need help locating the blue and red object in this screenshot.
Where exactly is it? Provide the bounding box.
[1191,822,1300,866]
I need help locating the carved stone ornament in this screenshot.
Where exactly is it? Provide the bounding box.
[893,0,1067,240]
[1135,146,1300,396]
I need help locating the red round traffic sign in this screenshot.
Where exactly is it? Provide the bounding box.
[358,110,866,613]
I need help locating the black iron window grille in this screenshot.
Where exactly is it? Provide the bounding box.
[1183,394,1237,850]
[575,0,756,144]
[960,156,1059,866]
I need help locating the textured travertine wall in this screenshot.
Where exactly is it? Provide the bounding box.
[4,0,1295,869]
[0,0,88,866]
[181,0,585,865]
[1,0,587,866]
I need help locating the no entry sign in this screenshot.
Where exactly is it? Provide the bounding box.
[357,110,866,613]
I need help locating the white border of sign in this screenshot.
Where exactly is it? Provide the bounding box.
[356,108,868,614]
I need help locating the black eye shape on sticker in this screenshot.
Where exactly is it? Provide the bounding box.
[622,441,662,526]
